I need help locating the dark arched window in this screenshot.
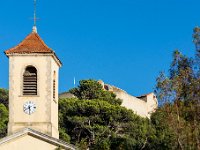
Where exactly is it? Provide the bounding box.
[23,66,37,95]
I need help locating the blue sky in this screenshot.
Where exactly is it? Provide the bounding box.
[0,0,199,96]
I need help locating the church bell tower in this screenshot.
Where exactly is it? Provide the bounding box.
[4,27,62,139]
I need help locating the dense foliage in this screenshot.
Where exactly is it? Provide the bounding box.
[0,88,8,138]
[60,80,152,149]
[0,88,8,108]
[153,48,200,149]
[59,98,152,149]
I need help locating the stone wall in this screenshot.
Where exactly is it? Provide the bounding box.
[98,80,158,118]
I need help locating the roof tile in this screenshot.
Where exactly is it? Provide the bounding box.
[5,32,53,54]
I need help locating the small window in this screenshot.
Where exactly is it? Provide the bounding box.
[23,66,37,95]
[53,71,56,99]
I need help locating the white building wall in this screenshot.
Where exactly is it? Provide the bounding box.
[8,54,59,138]
[50,57,60,138]
[115,90,149,117]
[0,135,58,150]
[99,81,158,118]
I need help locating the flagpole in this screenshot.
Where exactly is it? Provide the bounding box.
[74,77,76,87]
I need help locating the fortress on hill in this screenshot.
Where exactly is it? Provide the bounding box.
[99,81,158,118]
[60,80,158,118]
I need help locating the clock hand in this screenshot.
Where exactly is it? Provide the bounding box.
[28,106,31,115]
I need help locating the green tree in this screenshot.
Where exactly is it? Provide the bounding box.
[154,50,200,150]
[0,88,9,108]
[0,89,9,138]
[59,98,152,149]
[59,79,158,149]
[0,104,8,138]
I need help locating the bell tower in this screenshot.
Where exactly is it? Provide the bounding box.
[4,28,62,138]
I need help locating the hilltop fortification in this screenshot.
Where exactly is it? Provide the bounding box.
[98,80,158,118]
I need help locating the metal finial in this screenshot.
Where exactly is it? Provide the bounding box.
[32,0,37,33]
[34,0,37,26]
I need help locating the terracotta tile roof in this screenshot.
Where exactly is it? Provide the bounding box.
[5,32,53,54]
[4,32,62,66]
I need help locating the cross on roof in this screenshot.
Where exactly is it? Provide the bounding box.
[34,0,37,26]
[33,0,39,33]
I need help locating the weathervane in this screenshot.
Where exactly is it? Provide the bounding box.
[32,0,38,33]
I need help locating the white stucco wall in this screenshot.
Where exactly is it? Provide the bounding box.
[99,81,158,118]
[50,57,59,138]
[8,54,60,138]
[115,90,149,117]
[115,91,158,118]
[0,134,59,150]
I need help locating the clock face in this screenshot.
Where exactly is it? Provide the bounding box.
[23,101,36,115]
